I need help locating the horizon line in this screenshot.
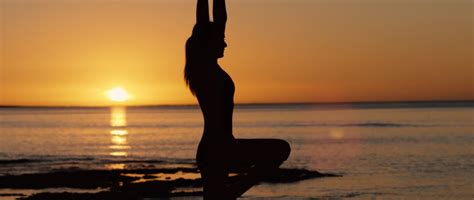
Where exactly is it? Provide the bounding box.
[1,99,473,108]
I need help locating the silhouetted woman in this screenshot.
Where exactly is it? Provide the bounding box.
[184,0,291,199]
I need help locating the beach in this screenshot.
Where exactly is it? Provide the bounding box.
[0,102,473,199]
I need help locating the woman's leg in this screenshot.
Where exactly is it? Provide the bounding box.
[199,164,236,200]
[227,139,291,197]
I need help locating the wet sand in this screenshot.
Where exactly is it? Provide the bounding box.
[0,167,339,199]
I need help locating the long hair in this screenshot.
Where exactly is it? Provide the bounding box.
[184,37,198,96]
[184,22,215,96]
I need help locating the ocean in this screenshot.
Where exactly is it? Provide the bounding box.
[0,102,472,199]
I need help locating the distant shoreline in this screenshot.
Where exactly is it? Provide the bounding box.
[0,100,472,109]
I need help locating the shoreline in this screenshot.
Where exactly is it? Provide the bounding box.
[0,167,339,199]
[0,100,473,110]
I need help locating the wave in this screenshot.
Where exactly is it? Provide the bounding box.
[0,157,94,165]
[237,122,424,128]
[341,122,419,127]
[0,156,197,177]
[0,159,45,165]
[0,121,428,129]
[0,157,194,166]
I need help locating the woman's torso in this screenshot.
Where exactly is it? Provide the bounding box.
[196,65,235,163]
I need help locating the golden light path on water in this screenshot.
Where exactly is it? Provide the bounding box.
[109,107,130,159]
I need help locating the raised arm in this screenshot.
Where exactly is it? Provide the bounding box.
[213,0,227,24]
[212,0,227,36]
[196,0,210,24]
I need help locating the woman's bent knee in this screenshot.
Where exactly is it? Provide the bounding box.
[266,139,291,165]
[277,140,291,162]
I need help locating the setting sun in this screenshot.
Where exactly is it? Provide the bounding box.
[106,87,130,102]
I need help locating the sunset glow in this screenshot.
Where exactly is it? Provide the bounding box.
[1,0,472,106]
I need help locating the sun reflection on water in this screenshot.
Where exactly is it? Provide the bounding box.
[111,135,127,145]
[110,107,127,127]
[110,129,128,136]
[109,107,130,157]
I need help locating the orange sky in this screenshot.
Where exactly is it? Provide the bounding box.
[1,0,472,106]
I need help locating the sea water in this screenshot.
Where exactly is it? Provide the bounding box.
[0,102,472,199]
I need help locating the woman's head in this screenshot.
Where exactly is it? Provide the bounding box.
[184,23,222,95]
[211,35,227,58]
[185,22,227,95]
[190,22,227,59]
